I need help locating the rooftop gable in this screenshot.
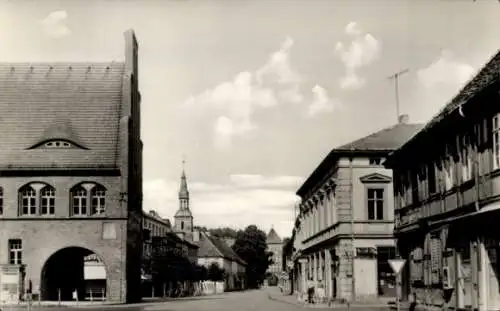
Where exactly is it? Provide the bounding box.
[266,228,282,244]
[196,232,246,265]
[0,62,126,169]
[297,121,423,196]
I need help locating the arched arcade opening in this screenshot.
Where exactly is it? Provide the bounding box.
[40,247,107,301]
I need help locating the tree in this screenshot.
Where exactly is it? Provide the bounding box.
[207,262,225,281]
[232,225,273,289]
[208,227,240,239]
[282,237,293,271]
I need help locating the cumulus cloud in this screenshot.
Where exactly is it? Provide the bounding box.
[256,36,301,86]
[184,36,303,150]
[41,10,71,38]
[307,85,341,117]
[143,174,303,237]
[335,22,381,91]
[417,50,475,89]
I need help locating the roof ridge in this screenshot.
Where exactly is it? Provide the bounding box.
[204,233,225,258]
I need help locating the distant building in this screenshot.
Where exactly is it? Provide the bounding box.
[291,115,422,301]
[0,30,143,303]
[194,230,246,290]
[384,50,500,311]
[266,227,283,276]
[174,167,194,242]
[142,210,172,265]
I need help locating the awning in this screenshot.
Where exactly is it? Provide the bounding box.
[428,202,500,227]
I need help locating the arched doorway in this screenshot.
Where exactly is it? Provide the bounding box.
[40,247,107,301]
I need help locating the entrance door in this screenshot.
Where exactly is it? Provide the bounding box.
[377,246,397,297]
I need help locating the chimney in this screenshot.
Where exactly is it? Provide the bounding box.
[124,29,139,83]
[398,114,409,124]
[193,230,200,242]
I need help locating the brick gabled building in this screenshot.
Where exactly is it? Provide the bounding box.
[384,50,500,311]
[0,30,143,304]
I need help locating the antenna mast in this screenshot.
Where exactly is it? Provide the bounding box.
[388,68,409,122]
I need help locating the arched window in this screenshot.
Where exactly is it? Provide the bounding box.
[91,185,106,215]
[20,185,37,215]
[181,221,184,230]
[40,186,55,215]
[71,186,87,216]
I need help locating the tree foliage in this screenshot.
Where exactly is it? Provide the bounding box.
[232,225,273,289]
[282,237,293,271]
[207,262,225,281]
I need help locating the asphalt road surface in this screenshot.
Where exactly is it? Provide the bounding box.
[2,288,392,311]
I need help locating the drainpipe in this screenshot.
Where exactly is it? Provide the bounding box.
[349,147,356,303]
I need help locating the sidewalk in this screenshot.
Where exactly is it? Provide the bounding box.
[267,288,406,310]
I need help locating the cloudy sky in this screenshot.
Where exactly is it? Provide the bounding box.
[1,0,499,238]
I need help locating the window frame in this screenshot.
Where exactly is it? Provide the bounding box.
[71,186,88,216]
[0,186,3,215]
[461,138,473,183]
[19,185,38,216]
[366,187,385,221]
[8,239,23,265]
[444,158,455,191]
[91,185,106,216]
[493,113,500,170]
[70,183,107,217]
[369,157,383,166]
[40,185,56,215]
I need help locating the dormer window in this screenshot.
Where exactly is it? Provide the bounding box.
[369,158,383,166]
[43,140,73,148]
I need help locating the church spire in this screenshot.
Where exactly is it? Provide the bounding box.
[179,156,189,202]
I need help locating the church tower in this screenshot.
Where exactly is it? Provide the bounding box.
[174,160,193,240]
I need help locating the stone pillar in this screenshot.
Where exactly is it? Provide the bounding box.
[325,195,331,228]
[300,259,307,294]
[313,253,318,283]
[478,238,488,311]
[325,249,332,299]
[330,192,336,225]
[319,252,324,282]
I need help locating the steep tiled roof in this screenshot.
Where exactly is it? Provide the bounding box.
[266,228,282,244]
[335,123,424,152]
[297,121,423,196]
[387,49,500,163]
[0,62,126,169]
[197,232,246,266]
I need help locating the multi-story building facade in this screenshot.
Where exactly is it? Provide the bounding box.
[266,227,283,277]
[142,210,172,264]
[291,115,422,301]
[384,50,500,311]
[0,30,143,303]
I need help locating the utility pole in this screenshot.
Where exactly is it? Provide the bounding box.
[388,68,409,122]
[349,146,355,308]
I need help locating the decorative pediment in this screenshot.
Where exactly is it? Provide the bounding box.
[359,172,392,184]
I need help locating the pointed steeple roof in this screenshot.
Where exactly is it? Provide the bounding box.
[179,169,189,200]
[267,227,282,244]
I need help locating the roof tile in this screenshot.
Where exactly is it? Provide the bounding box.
[0,62,126,169]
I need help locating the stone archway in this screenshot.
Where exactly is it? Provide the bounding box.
[40,247,108,301]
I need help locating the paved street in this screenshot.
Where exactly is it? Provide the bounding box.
[2,288,394,311]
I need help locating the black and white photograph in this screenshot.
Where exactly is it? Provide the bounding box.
[0,1,499,311]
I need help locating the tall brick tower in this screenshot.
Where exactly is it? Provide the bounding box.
[0,29,143,304]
